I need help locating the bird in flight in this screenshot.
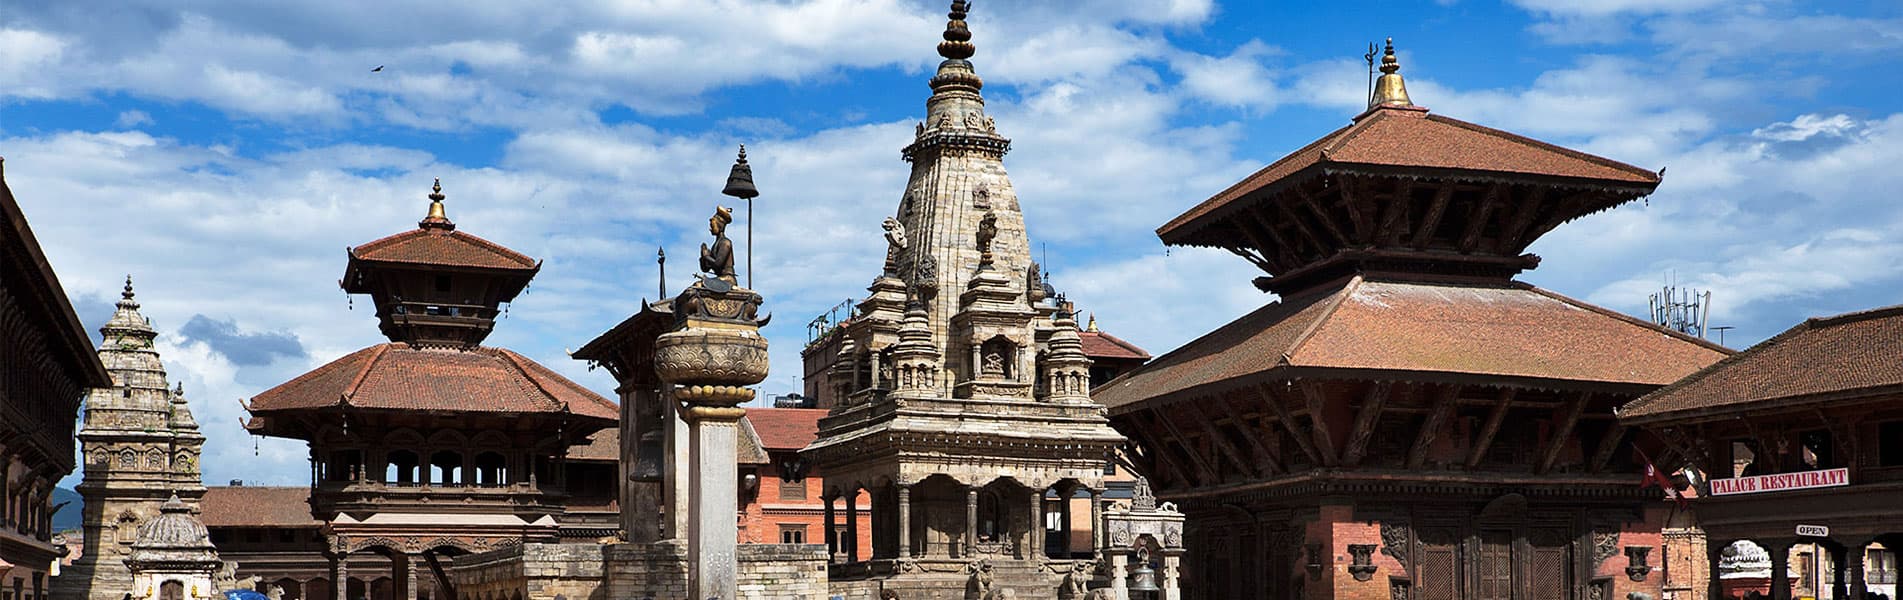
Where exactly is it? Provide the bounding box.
[371,65,384,72]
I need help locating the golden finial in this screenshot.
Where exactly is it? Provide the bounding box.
[420,177,454,230]
[1086,312,1099,332]
[1369,37,1414,109]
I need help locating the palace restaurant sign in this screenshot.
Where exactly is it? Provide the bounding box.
[1708,468,1850,496]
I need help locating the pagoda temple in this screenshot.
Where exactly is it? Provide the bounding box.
[243,180,618,600]
[57,277,207,600]
[1092,41,1731,600]
[800,2,1131,597]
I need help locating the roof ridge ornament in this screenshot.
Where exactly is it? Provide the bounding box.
[420,177,455,231]
[1369,37,1414,109]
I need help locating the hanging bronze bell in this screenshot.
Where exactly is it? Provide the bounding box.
[722,145,759,199]
[1127,561,1159,593]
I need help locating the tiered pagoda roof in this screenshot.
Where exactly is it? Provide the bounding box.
[248,343,616,418]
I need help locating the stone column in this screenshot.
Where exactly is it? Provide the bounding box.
[1848,543,1867,600]
[685,404,746,600]
[1029,486,1044,559]
[1090,488,1105,557]
[330,554,349,600]
[402,553,419,600]
[966,485,980,556]
[1161,550,1183,600]
[1771,543,1792,600]
[846,486,861,563]
[1109,549,1129,599]
[870,352,882,389]
[897,484,912,559]
[663,392,690,541]
[824,492,838,561]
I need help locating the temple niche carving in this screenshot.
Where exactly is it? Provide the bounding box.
[799,1,1129,598]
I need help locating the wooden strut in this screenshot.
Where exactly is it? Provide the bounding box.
[1145,408,1219,486]
[1587,423,1629,474]
[1293,185,1354,247]
[1118,419,1189,489]
[1407,384,1461,469]
[1411,183,1456,250]
[1257,383,1326,468]
[1334,177,1374,242]
[1296,381,1341,467]
[1339,381,1394,467]
[1466,387,1517,469]
[1261,200,1329,262]
[1220,393,1286,475]
[1181,398,1269,478]
[1495,186,1550,253]
[1457,184,1504,253]
[1373,177,1413,246]
[1230,216,1288,274]
[1241,208,1302,270]
[1537,393,1590,474]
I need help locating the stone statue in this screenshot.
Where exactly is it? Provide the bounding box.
[883,217,908,276]
[1132,476,1157,511]
[266,584,286,600]
[983,116,996,133]
[1027,262,1047,304]
[966,111,983,129]
[983,352,1005,376]
[916,121,925,138]
[973,185,992,209]
[1065,560,1093,598]
[699,205,736,284]
[976,211,998,255]
[969,559,995,600]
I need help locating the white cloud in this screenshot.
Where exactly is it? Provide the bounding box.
[114,110,153,128]
[1171,39,1280,109]
[1508,0,1725,18]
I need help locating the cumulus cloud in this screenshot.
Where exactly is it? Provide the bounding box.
[177,315,306,366]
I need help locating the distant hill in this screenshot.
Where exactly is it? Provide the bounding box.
[53,487,82,532]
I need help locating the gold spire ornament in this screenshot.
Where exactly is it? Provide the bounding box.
[420,177,455,230]
[1369,38,1413,108]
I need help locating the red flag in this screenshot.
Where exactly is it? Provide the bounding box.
[1635,447,1687,507]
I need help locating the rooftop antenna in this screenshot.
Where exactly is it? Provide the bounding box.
[1648,272,1715,339]
[1709,325,1735,346]
[1364,41,1379,106]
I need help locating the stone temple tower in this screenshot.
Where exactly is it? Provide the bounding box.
[802,2,1127,597]
[58,277,206,600]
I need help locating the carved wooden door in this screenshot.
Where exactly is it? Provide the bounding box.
[1476,529,1515,600]
[1526,529,1573,600]
[1416,528,1462,600]
[159,581,184,600]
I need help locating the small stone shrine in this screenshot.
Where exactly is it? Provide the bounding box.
[124,495,223,600]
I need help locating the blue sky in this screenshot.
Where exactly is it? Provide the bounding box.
[4,0,1900,488]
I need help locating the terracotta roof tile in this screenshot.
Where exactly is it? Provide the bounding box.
[744,408,828,451]
[350,228,537,271]
[1621,305,1903,422]
[1080,331,1150,361]
[250,343,617,422]
[1095,277,1729,410]
[1160,107,1662,238]
[199,487,319,528]
[565,419,772,465]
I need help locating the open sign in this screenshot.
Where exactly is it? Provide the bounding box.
[1796,525,1829,537]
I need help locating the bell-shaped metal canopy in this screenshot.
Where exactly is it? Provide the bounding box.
[722,144,759,199]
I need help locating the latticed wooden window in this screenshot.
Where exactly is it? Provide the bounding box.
[1528,529,1572,600]
[1476,530,1513,600]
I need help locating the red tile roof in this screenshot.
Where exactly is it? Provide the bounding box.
[199,487,319,528]
[249,343,617,421]
[1094,276,1729,410]
[1080,331,1150,361]
[565,419,772,465]
[744,408,828,451]
[1621,305,1903,423]
[349,227,537,271]
[1159,106,1662,239]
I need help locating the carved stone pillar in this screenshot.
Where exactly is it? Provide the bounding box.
[897,484,912,559]
[1109,549,1129,599]
[847,486,861,563]
[966,485,980,556]
[1161,550,1183,600]
[1090,487,1104,556]
[1029,486,1044,559]
[401,553,419,600]
[329,554,349,600]
[684,403,746,599]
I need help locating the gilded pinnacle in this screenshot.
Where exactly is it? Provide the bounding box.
[1369,37,1414,108]
[421,177,453,229]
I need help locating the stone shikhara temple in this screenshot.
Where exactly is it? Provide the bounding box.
[800,0,1130,597]
[1092,42,1732,599]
